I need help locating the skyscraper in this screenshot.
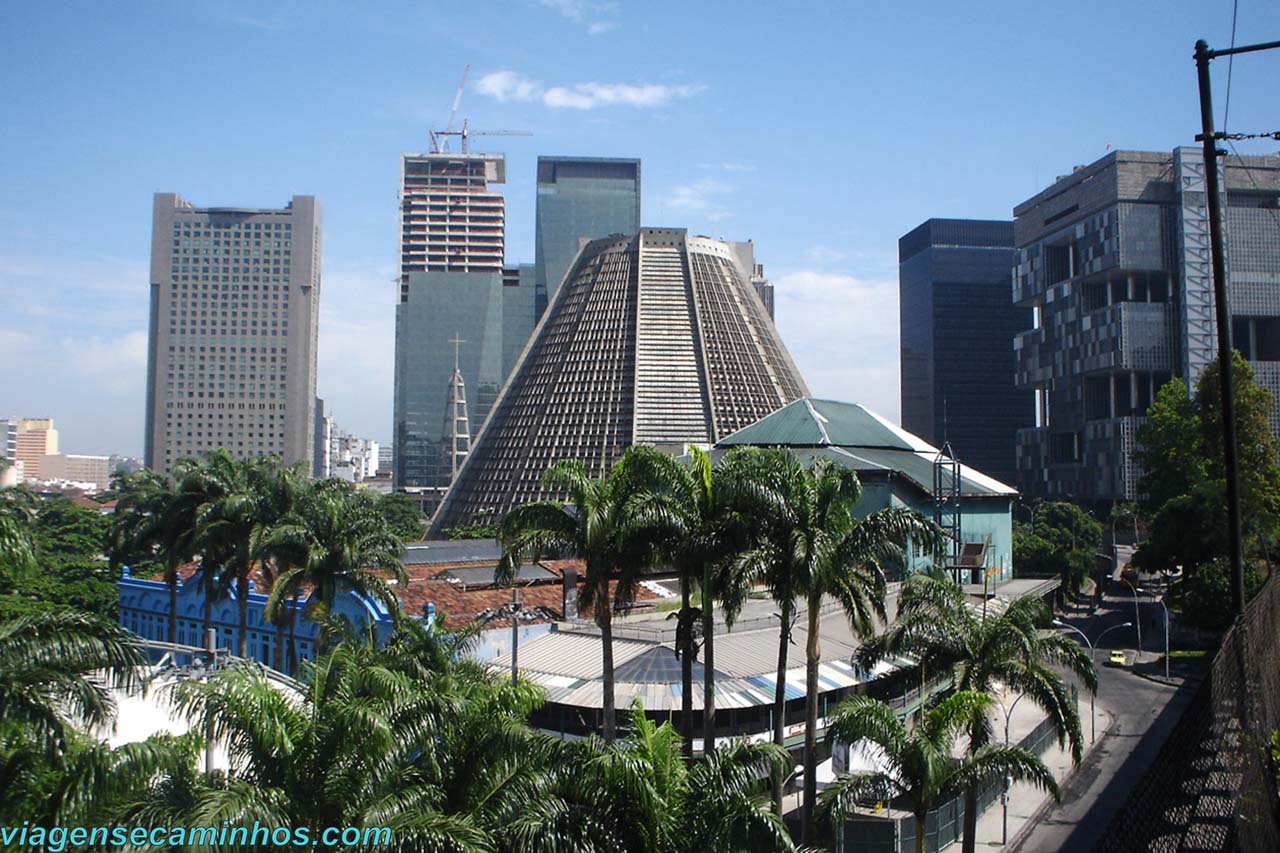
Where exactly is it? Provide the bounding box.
[431,228,809,531]
[1012,148,1280,502]
[534,157,641,312]
[898,219,1029,487]
[394,151,508,493]
[14,418,57,479]
[145,194,321,475]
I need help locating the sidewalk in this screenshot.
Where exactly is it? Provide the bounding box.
[941,688,1115,851]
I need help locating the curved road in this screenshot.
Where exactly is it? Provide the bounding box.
[1010,598,1198,852]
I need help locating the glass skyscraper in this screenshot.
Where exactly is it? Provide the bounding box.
[899,218,1030,488]
[393,152,508,493]
[534,157,641,313]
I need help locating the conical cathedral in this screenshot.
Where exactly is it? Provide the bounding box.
[430,228,809,531]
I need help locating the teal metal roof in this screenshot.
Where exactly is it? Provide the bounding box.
[715,398,1016,498]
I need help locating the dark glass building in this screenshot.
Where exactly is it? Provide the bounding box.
[899,218,1030,487]
[534,157,641,313]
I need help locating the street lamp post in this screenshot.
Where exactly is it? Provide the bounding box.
[1052,620,1096,743]
[1053,620,1134,744]
[995,692,1027,845]
[1122,579,1142,656]
[1137,588,1170,679]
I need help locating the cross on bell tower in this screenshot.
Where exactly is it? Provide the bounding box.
[444,334,472,482]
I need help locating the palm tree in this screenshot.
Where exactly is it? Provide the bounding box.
[624,446,768,756]
[0,480,37,591]
[109,470,198,646]
[195,454,297,660]
[167,637,489,850]
[507,702,797,853]
[0,610,146,755]
[819,692,1059,853]
[738,456,940,843]
[861,569,1096,853]
[262,482,406,657]
[172,450,240,641]
[498,449,664,743]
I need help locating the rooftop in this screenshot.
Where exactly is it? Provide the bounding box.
[716,398,1017,497]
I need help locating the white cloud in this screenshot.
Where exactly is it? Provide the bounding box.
[67,331,148,374]
[0,327,35,354]
[660,178,733,223]
[474,70,702,110]
[539,0,618,33]
[805,245,847,265]
[772,269,901,422]
[699,162,756,172]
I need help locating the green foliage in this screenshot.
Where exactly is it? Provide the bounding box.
[1170,556,1265,631]
[1137,354,1280,573]
[1013,501,1102,589]
[2,493,120,617]
[32,498,111,569]
[819,691,1059,853]
[442,523,498,540]
[378,491,427,541]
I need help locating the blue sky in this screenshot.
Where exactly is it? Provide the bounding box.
[2,0,1277,456]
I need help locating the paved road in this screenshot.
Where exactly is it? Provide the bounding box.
[1009,593,1199,852]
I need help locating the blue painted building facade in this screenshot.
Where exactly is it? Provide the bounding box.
[118,566,396,671]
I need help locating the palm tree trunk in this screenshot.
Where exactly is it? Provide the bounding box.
[772,594,793,815]
[680,575,693,760]
[167,562,179,646]
[237,575,250,659]
[915,811,928,853]
[599,575,616,743]
[961,722,990,853]
[201,568,213,642]
[274,615,285,672]
[801,589,822,846]
[702,562,716,756]
[287,598,298,675]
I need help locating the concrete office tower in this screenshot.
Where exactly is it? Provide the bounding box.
[394,152,510,492]
[534,157,641,312]
[898,219,1030,487]
[144,194,322,475]
[1013,148,1280,502]
[729,240,776,321]
[15,418,58,479]
[431,228,809,531]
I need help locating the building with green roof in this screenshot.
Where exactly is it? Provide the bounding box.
[714,398,1018,581]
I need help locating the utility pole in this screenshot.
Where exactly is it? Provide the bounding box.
[1193,37,1280,615]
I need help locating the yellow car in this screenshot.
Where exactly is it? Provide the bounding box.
[1108,650,1128,667]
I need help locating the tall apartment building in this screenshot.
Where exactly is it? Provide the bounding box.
[394,151,512,493]
[0,418,18,467]
[899,219,1030,487]
[1012,148,1280,502]
[431,228,808,531]
[534,157,641,312]
[144,194,322,475]
[15,418,58,479]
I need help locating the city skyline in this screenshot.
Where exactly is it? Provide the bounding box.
[2,2,1277,456]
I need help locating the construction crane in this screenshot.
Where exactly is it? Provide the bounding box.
[430,118,531,154]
